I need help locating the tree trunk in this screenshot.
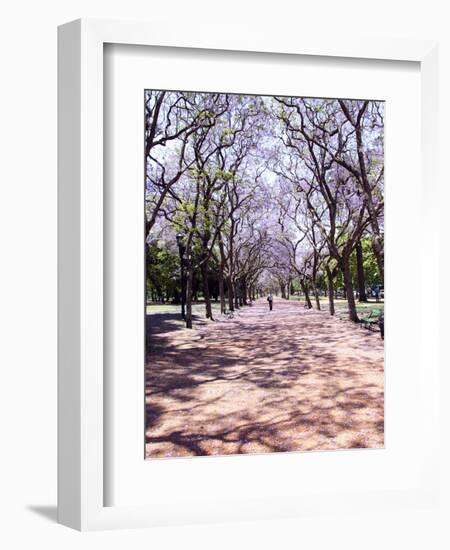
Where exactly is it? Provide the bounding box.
[300,279,312,309]
[356,240,368,302]
[201,260,213,319]
[228,275,234,311]
[326,266,335,316]
[228,226,235,311]
[339,99,384,282]
[185,264,194,329]
[218,268,226,314]
[242,279,248,305]
[312,282,321,310]
[372,236,384,281]
[341,257,358,323]
[218,232,227,314]
[154,282,163,303]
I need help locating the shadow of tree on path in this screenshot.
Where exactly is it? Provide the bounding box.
[145,299,384,458]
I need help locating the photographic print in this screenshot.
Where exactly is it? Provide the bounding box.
[145,91,384,459]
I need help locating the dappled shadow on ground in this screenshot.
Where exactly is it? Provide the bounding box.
[145,298,384,458]
[146,311,209,356]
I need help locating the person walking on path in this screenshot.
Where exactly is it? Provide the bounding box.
[267,293,273,311]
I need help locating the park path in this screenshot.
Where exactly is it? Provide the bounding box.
[145,298,384,458]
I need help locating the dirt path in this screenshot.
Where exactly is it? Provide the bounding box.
[145,298,384,458]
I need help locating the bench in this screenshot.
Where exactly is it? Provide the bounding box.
[360,309,383,334]
[378,314,384,340]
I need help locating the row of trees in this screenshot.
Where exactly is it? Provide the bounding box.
[145,91,384,327]
[147,238,381,302]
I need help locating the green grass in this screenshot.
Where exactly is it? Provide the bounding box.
[330,299,384,312]
[317,299,383,320]
[279,295,384,320]
[146,298,384,317]
[146,301,223,315]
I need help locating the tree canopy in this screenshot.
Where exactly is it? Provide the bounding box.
[145,91,384,327]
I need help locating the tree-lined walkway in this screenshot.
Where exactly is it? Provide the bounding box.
[145,298,384,458]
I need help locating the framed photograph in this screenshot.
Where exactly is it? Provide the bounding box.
[58,18,440,530]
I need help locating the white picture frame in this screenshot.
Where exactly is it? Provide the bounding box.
[58,18,440,531]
